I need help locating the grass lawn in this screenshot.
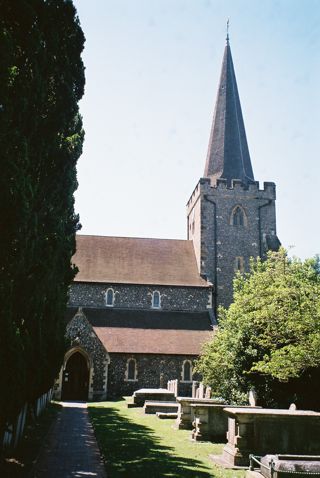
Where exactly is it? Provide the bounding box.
[89,398,246,478]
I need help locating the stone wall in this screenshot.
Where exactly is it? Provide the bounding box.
[53,310,110,401]
[107,353,201,398]
[187,178,278,309]
[69,282,210,311]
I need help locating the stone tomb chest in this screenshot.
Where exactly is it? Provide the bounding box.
[258,454,320,478]
[191,404,260,442]
[220,408,320,467]
[175,397,226,430]
[131,388,176,407]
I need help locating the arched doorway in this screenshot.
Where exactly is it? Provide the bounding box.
[61,351,89,401]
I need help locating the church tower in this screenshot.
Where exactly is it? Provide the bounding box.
[187,35,280,312]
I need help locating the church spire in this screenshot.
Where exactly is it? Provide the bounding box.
[204,37,254,185]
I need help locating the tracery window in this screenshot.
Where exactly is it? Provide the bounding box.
[106,288,114,307]
[231,206,247,226]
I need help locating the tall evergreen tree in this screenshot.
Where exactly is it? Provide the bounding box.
[0,0,85,440]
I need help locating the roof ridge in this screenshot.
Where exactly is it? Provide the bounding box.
[76,234,192,243]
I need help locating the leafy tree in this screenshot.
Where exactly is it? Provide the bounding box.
[0,0,85,441]
[195,249,320,409]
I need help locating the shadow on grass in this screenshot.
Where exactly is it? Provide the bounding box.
[90,405,216,478]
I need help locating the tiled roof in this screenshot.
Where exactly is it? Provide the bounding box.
[94,327,213,355]
[73,235,208,287]
[66,307,214,355]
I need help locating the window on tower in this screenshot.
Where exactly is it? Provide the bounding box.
[235,256,244,273]
[190,208,195,235]
[231,206,247,226]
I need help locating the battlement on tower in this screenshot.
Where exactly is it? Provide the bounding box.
[187,177,276,211]
[214,178,276,196]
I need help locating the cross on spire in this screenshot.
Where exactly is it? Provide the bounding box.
[226,19,230,44]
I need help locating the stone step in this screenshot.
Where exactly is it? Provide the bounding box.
[127,402,139,408]
[156,412,178,419]
[143,400,179,415]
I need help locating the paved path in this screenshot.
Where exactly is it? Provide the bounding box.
[30,402,106,478]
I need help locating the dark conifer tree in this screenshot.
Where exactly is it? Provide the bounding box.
[0,0,85,441]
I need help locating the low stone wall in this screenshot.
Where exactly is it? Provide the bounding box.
[175,397,226,430]
[220,408,320,467]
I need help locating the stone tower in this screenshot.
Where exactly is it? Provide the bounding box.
[187,36,280,313]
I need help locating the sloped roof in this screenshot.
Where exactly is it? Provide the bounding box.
[94,327,213,355]
[73,235,208,287]
[66,307,214,330]
[66,307,214,355]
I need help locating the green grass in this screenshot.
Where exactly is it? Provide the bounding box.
[89,398,246,478]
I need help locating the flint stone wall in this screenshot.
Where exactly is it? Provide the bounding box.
[187,178,278,309]
[54,312,110,401]
[69,282,210,311]
[108,353,201,398]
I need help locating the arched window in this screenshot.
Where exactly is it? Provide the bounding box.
[182,360,192,382]
[125,358,137,381]
[231,206,246,226]
[152,291,161,309]
[106,288,114,307]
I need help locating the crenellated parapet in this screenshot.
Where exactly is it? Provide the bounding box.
[213,178,276,199]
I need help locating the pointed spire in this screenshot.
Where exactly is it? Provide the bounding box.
[204,37,254,185]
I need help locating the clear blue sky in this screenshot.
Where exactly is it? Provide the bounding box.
[73,0,320,260]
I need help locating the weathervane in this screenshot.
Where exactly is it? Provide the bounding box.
[226,18,230,44]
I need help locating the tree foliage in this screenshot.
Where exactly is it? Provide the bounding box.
[195,249,320,409]
[0,0,85,435]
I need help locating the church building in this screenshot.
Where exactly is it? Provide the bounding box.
[53,36,280,401]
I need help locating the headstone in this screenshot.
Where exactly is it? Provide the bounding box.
[205,386,212,399]
[192,381,198,398]
[248,389,257,407]
[198,383,204,399]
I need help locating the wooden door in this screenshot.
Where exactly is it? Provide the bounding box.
[61,352,89,401]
